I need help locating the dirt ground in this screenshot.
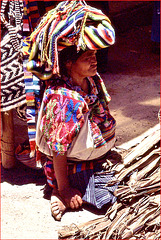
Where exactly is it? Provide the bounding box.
[1,25,160,239]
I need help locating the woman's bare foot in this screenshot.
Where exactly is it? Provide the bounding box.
[51,190,67,221]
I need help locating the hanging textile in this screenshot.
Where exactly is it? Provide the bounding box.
[1,0,26,112]
[22,0,59,162]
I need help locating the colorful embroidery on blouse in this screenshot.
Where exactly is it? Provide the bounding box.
[40,87,89,155]
[40,74,116,155]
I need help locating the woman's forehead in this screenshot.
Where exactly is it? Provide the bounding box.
[80,50,97,58]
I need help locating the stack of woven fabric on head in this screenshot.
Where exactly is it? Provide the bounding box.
[22,0,118,221]
[25,0,115,75]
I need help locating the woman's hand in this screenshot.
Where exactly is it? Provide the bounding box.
[59,187,83,209]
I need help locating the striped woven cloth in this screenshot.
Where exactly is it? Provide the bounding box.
[45,158,118,209]
[24,0,115,78]
[23,0,57,159]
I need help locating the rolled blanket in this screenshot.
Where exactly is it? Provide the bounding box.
[23,0,115,79]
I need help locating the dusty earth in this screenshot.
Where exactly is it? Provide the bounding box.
[1,25,160,239]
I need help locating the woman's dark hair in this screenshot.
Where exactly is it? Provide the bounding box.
[58,45,84,76]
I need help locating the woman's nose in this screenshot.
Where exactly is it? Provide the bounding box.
[91,54,97,63]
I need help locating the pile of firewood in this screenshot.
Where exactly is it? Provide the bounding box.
[58,124,160,239]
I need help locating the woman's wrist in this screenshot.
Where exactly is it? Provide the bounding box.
[58,181,70,192]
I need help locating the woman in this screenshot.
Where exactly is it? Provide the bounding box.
[24,1,117,221]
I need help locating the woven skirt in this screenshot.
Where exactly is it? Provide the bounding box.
[44,158,118,209]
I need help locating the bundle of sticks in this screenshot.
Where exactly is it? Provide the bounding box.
[58,123,160,239]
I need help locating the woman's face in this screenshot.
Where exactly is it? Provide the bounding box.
[70,50,97,78]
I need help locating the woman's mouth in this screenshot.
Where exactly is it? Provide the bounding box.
[91,64,97,70]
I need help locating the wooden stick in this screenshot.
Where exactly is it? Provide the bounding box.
[123,127,160,165]
[117,123,160,150]
[1,110,16,168]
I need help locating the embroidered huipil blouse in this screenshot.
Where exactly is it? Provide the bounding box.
[40,74,116,157]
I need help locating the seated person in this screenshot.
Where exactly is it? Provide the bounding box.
[24,1,117,221]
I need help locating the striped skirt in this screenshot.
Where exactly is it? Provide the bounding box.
[44,158,118,209]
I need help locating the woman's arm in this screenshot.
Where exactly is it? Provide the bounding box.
[52,152,70,191]
[52,152,83,209]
